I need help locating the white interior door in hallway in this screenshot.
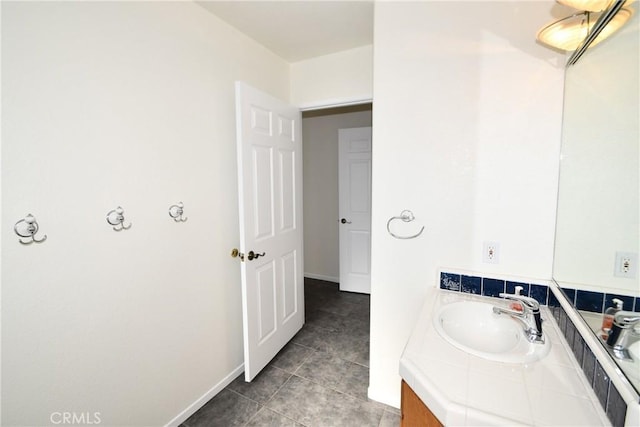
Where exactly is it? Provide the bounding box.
[338,127,372,294]
[235,81,304,381]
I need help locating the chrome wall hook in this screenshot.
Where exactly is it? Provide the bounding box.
[386,209,425,240]
[168,202,187,222]
[106,206,132,231]
[14,213,47,245]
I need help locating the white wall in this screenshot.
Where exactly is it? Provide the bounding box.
[554,11,639,295]
[303,108,372,282]
[2,0,574,420]
[291,45,373,109]
[368,2,565,407]
[2,2,289,425]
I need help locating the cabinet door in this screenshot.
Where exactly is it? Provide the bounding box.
[401,380,443,427]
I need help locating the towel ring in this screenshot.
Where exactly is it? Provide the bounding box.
[386,210,424,240]
[106,206,132,231]
[168,202,188,222]
[14,214,47,245]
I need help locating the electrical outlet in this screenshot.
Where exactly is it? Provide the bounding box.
[483,241,500,264]
[614,252,637,278]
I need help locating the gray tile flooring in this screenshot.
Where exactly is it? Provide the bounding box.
[183,278,400,427]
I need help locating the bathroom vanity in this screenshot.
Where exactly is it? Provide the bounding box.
[401,380,442,427]
[400,287,610,426]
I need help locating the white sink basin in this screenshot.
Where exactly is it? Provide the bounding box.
[433,300,550,363]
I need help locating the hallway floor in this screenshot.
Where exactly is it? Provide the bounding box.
[183,278,400,427]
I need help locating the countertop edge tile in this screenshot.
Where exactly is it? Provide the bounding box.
[399,288,611,426]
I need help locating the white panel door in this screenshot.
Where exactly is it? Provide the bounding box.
[235,81,304,381]
[339,127,372,294]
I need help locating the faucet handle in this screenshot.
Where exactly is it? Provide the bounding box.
[613,311,640,328]
[499,293,540,311]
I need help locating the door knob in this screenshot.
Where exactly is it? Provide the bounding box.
[231,248,245,261]
[341,218,352,224]
[247,250,266,261]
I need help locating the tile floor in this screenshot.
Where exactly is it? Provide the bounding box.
[183,278,401,427]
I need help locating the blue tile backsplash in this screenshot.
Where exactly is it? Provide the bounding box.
[506,281,530,297]
[461,275,481,294]
[530,284,549,307]
[593,360,610,411]
[439,272,549,305]
[562,287,639,314]
[549,292,629,427]
[482,278,505,298]
[561,287,577,305]
[582,346,596,386]
[440,271,631,427]
[607,384,627,427]
[575,289,605,313]
[604,293,635,313]
[440,272,461,292]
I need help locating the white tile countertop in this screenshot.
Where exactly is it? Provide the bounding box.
[399,288,611,426]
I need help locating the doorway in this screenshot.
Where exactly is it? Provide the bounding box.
[234,84,371,383]
[301,103,373,291]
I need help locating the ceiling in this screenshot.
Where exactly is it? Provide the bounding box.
[196,1,374,62]
[195,1,581,65]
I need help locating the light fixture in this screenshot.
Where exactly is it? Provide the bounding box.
[536,5,633,52]
[587,7,634,47]
[567,3,633,64]
[557,0,612,12]
[537,11,596,51]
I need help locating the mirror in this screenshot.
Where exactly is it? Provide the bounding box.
[553,6,639,393]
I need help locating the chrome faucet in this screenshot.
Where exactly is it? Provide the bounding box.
[606,311,640,361]
[492,291,544,344]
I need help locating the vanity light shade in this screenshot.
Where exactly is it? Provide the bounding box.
[537,12,594,51]
[557,0,612,12]
[536,7,633,51]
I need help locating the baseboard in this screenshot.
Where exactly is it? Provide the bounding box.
[304,272,339,283]
[165,363,244,427]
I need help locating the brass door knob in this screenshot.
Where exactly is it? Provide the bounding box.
[231,248,244,261]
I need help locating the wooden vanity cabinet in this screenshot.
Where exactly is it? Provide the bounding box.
[400,380,444,427]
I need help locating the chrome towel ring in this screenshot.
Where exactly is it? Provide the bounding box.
[106,206,132,231]
[168,202,188,222]
[386,210,424,240]
[14,214,47,245]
